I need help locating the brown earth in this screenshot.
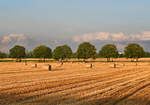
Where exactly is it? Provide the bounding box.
[0,60,150,105]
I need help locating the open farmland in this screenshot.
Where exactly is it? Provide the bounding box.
[1,60,150,105]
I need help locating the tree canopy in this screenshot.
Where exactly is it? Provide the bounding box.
[144,52,150,57]
[124,43,144,61]
[9,45,26,58]
[0,51,7,58]
[76,42,96,59]
[33,45,52,58]
[53,45,72,60]
[99,44,118,61]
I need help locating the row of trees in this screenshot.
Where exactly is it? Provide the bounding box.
[0,52,7,58]
[0,42,146,62]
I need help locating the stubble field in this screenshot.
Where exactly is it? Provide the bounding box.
[1,59,150,105]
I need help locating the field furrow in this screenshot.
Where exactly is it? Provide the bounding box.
[1,62,150,105]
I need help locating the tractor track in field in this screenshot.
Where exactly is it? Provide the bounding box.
[43,72,150,105]
[0,67,144,92]
[0,68,146,97]
[72,74,150,105]
[1,68,150,105]
[112,81,150,105]
[1,64,150,105]
[0,69,116,89]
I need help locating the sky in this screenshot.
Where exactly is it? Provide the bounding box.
[0,0,150,52]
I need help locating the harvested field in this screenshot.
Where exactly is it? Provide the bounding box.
[1,61,150,105]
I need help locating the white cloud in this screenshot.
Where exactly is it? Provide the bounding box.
[138,32,150,40]
[0,34,27,52]
[1,34,26,44]
[73,31,150,42]
[73,32,110,42]
[95,32,110,40]
[52,40,59,44]
[111,33,128,42]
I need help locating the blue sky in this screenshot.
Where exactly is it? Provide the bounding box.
[0,0,150,52]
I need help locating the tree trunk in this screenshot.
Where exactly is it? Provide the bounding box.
[43,58,45,62]
[136,58,138,62]
[107,58,110,62]
[131,58,134,62]
[16,58,21,62]
[112,58,113,62]
[60,58,64,65]
[83,59,86,63]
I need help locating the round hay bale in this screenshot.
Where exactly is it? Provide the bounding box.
[43,64,52,71]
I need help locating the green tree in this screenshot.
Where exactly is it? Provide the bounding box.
[99,44,118,62]
[0,51,7,58]
[124,43,145,61]
[76,42,96,60]
[95,53,100,58]
[72,53,77,58]
[9,45,26,62]
[33,45,52,61]
[144,52,150,57]
[53,45,72,61]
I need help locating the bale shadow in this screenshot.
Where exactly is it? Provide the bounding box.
[52,68,64,71]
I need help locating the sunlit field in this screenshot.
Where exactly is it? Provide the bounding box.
[1,58,150,105]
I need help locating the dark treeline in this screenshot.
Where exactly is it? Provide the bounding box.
[0,52,7,58]
[0,42,149,62]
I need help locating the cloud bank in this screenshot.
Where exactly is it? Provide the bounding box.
[0,34,27,52]
[1,32,150,52]
[73,32,150,42]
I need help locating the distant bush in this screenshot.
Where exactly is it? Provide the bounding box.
[99,44,119,62]
[76,42,96,60]
[124,43,144,61]
[9,45,26,62]
[33,45,52,62]
[53,45,72,61]
[0,51,7,58]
